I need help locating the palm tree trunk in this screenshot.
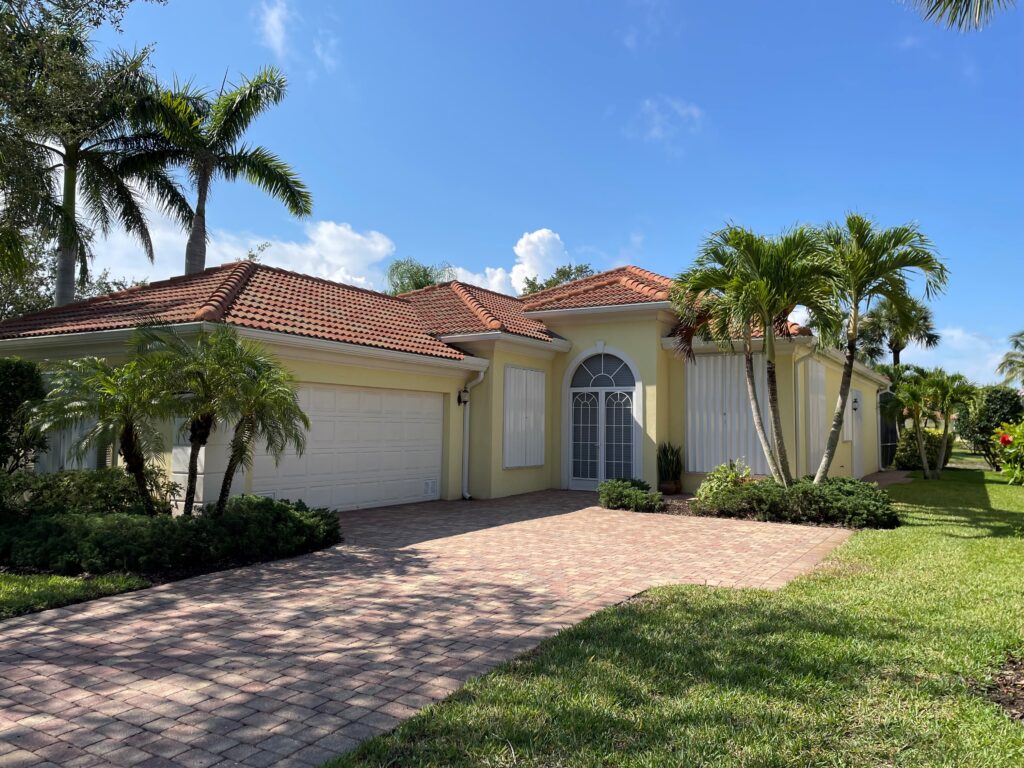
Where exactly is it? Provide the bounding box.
[765,358,793,486]
[119,426,155,515]
[814,337,857,484]
[891,345,901,368]
[54,147,79,307]
[182,414,215,516]
[216,420,248,514]
[184,173,209,275]
[743,349,784,484]
[935,414,951,479]
[914,414,932,480]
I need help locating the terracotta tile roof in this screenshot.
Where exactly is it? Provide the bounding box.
[521,265,674,311]
[0,262,465,360]
[402,281,553,342]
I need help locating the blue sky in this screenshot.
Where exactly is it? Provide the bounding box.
[94,0,1023,381]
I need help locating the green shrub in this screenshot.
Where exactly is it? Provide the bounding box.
[0,468,178,518]
[690,476,898,529]
[694,460,751,504]
[893,427,950,471]
[598,479,664,512]
[993,422,1024,485]
[0,495,340,575]
[0,358,46,472]
[957,386,1024,469]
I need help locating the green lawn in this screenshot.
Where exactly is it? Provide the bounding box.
[0,572,149,619]
[330,469,1024,767]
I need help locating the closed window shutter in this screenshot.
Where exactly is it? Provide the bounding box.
[504,366,545,468]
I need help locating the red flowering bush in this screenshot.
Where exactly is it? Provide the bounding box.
[993,423,1024,486]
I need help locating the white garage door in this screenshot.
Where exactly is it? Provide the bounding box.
[250,384,443,511]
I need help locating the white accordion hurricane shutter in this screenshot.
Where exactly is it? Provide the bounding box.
[248,383,443,511]
[685,353,772,476]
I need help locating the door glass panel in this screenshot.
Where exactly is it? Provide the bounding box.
[572,391,599,479]
[605,390,633,480]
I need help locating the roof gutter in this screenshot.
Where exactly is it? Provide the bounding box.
[523,300,672,319]
[437,331,572,353]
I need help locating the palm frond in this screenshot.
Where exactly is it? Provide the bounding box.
[208,67,287,150]
[220,145,313,217]
[912,0,1015,30]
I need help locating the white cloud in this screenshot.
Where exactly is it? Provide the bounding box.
[92,215,395,290]
[258,0,290,59]
[627,96,703,150]
[897,34,923,50]
[449,228,571,296]
[313,31,339,72]
[901,326,1009,384]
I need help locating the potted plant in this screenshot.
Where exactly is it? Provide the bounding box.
[657,442,683,495]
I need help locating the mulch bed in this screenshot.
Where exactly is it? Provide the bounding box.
[987,656,1024,722]
[660,496,693,515]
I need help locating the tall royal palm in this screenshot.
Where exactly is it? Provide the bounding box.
[813,214,948,483]
[30,49,193,306]
[996,331,1024,388]
[914,0,1016,30]
[858,296,940,368]
[161,68,313,275]
[675,225,836,486]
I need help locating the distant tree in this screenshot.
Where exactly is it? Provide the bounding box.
[957,385,1024,469]
[385,258,455,294]
[521,263,595,295]
[996,331,1024,388]
[913,0,1015,30]
[158,69,312,275]
[0,238,143,322]
[0,357,46,472]
[859,296,940,368]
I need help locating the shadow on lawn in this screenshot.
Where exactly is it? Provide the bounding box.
[889,469,1024,539]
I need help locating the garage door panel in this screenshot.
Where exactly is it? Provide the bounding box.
[250,384,443,511]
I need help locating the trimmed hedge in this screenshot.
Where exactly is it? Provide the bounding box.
[598,478,665,512]
[0,468,178,518]
[690,474,899,529]
[893,427,951,471]
[0,495,340,575]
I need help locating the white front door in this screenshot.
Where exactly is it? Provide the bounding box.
[569,388,635,489]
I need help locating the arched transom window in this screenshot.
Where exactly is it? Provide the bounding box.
[570,354,635,389]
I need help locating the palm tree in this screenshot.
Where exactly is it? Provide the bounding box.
[216,350,309,513]
[927,368,976,477]
[859,296,940,368]
[160,68,312,275]
[813,214,948,483]
[134,325,259,516]
[32,357,175,513]
[32,49,193,306]
[996,331,1024,388]
[674,225,837,486]
[913,0,1015,30]
[894,373,936,480]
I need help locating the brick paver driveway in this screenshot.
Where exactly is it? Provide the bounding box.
[0,492,850,767]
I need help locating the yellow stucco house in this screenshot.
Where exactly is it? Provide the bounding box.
[0,261,889,509]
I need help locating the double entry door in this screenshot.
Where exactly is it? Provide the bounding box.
[569,388,635,490]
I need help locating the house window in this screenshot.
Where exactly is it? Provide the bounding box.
[504,366,545,468]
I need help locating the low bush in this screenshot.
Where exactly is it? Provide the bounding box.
[893,427,951,471]
[957,385,1024,469]
[598,478,664,513]
[0,495,340,575]
[691,469,898,529]
[694,460,751,503]
[0,468,179,518]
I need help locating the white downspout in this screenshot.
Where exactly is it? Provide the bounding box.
[460,370,485,499]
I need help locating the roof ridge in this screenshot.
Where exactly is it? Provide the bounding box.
[193,261,259,321]
[521,274,624,310]
[450,281,505,330]
[624,265,673,287]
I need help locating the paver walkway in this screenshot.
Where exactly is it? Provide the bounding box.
[0,491,851,767]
